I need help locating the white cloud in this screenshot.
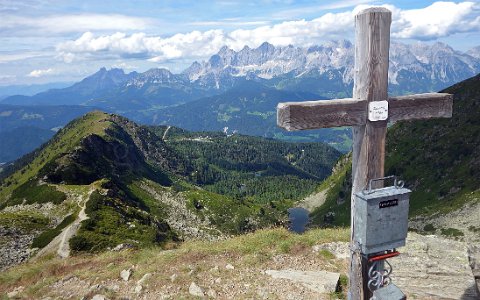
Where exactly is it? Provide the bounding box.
[57,30,229,63]
[27,68,54,77]
[0,14,152,36]
[54,2,480,63]
[391,2,480,40]
[0,51,51,63]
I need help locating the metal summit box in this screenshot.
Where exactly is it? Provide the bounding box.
[354,177,411,254]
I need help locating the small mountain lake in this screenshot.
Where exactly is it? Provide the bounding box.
[287,207,310,233]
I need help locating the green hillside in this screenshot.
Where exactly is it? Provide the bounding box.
[0,111,340,266]
[310,73,480,227]
[151,81,353,152]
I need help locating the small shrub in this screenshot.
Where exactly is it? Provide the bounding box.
[69,235,94,252]
[423,224,435,232]
[9,180,66,206]
[440,227,464,238]
[468,226,480,232]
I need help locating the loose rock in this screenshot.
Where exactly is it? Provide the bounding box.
[189,282,204,297]
[225,263,235,270]
[120,269,132,281]
[112,243,134,252]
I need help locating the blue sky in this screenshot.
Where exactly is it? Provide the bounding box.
[1,0,479,85]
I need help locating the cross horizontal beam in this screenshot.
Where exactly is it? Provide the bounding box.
[277,93,453,131]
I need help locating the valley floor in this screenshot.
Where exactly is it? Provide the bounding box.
[0,228,478,300]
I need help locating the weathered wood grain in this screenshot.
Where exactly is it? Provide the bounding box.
[277,98,367,130]
[389,93,453,122]
[277,93,453,131]
[350,8,391,300]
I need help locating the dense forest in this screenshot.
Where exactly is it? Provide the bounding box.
[151,126,340,203]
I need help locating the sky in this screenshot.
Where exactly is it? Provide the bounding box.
[1,0,479,86]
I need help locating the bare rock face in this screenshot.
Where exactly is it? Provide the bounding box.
[390,232,479,299]
[311,233,479,299]
[265,269,340,293]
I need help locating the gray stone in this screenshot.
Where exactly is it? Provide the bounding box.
[189,282,204,297]
[91,295,106,300]
[225,263,235,270]
[120,268,132,281]
[134,285,143,293]
[112,243,134,251]
[390,232,479,299]
[265,269,339,293]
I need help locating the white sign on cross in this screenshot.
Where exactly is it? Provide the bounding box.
[276,7,453,300]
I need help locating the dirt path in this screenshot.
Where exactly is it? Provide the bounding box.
[162,125,171,141]
[56,187,94,258]
[34,186,95,260]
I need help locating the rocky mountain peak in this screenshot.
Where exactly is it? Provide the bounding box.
[467,46,480,59]
[182,40,479,89]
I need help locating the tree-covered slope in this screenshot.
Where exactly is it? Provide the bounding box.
[0,111,340,269]
[310,73,480,228]
[151,81,353,152]
[154,126,340,203]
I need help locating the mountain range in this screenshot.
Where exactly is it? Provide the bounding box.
[4,41,479,108]
[1,40,479,162]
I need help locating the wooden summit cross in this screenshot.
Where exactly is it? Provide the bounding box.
[276,7,453,300]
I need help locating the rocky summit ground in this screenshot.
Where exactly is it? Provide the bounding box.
[1,228,478,300]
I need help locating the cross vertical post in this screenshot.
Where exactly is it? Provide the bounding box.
[276,6,453,300]
[350,8,391,300]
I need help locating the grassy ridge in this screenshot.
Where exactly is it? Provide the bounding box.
[0,111,112,203]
